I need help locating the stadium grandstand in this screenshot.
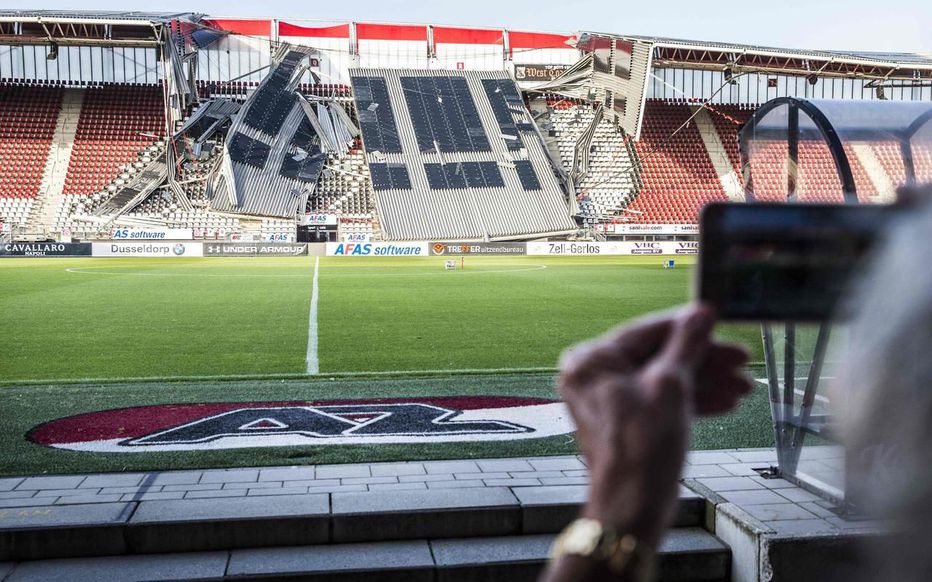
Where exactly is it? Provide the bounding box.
[0,10,930,244]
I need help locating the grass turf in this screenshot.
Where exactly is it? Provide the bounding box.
[0,255,775,475]
[0,373,773,477]
[0,255,763,381]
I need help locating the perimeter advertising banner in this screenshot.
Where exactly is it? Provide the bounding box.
[298,214,338,227]
[429,242,527,256]
[92,242,204,258]
[110,228,195,240]
[527,241,699,256]
[203,243,309,257]
[0,242,92,257]
[514,64,571,82]
[613,224,699,235]
[326,242,429,256]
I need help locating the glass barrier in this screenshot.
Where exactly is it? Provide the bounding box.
[741,98,932,508]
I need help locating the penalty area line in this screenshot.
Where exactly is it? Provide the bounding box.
[306,256,320,375]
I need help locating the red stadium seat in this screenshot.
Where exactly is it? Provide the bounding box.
[61,85,165,196]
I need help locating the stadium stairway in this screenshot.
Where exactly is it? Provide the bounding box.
[689,107,744,202]
[0,457,731,581]
[25,89,85,234]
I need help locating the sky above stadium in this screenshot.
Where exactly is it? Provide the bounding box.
[28,0,932,53]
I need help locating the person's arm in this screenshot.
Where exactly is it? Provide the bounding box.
[539,305,752,582]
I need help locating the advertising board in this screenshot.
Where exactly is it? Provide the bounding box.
[612,224,699,235]
[326,242,429,256]
[109,228,194,240]
[298,214,338,227]
[263,233,296,243]
[92,242,204,257]
[203,243,309,257]
[0,243,92,257]
[429,242,527,256]
[514,64,571,82]
[527,241,699,256]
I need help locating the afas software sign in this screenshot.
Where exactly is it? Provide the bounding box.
[326,242,428,256]
[110,228,194,240]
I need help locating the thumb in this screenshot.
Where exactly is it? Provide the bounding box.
[657,304,716,369]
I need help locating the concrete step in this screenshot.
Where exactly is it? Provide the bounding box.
[0,528,729,582]
[0,486,705,561]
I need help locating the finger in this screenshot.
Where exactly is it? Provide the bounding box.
[703,343,750,367]
[696,344,750,382]
[560,314,677,385]
[656,304,717,369]
[602,311,677,364]
[694,375,754,416]
[695,387,752,416]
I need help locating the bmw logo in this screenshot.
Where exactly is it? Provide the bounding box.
[173,244,186,256]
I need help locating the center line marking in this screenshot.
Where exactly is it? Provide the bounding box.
[306,256,320,375]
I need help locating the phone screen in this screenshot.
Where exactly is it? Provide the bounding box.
[698,203,900,321]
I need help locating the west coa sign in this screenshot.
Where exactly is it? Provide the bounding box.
[29,397,574,452]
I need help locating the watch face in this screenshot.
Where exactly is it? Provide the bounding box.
[563,518,604,555]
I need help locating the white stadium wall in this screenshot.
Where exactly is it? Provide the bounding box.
[0,44,159,84]
[357,23,430,70]
[432,26,506,71]
[278,21,354,85]
[196,19,272,84]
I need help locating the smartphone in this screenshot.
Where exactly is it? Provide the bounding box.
[698,202,901,321]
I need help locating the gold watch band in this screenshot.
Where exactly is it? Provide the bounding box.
[550,518,654,579]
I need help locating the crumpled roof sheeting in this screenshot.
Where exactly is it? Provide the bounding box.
[94,161,170,217]
[175,99,240,143]
[208,44,342,219]
[350,68,576,241]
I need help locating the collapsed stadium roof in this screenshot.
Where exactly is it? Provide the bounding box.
[605,33,932,81]
[2,11,929,78]
[0,10,207,47]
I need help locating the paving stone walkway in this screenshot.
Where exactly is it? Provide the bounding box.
[0,448,871,536]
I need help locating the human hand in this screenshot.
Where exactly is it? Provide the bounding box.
[558,304,752,547]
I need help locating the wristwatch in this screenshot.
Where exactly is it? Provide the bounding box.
[550,518,654,580]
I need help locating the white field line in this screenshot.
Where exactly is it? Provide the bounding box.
[306,256,320,375]
[64,264,548,278]
[753,377,833,404]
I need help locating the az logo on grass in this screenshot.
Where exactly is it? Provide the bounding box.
[28,396,574,452]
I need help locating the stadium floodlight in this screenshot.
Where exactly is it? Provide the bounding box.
[47,43,58,61]
[807,74,819,86]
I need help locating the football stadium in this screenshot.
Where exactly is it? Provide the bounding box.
[0,7,930,581]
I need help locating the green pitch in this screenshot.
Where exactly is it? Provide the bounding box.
[0,255,774,476]
[0,255,763,381]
